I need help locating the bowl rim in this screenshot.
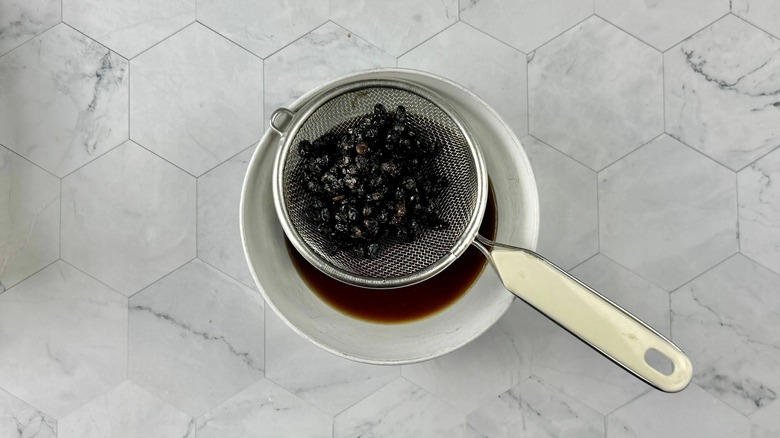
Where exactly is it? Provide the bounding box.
[240,67,540,364]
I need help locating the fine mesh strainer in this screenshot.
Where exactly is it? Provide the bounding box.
[269,78,692,393]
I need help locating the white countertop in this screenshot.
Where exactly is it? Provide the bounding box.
[1,0,779,436]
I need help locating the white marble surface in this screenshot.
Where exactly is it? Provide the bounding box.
[128,259,264,417]
[595,0,729,51]
[57,381,194,438]
[0,0,60,57]
[61,141,195,296]
[664,14,780,171]
[62,0,195,59]
[528,16,664,171]
[196,378,332,438]
[599,134,737,291]
[0,146,59,292]
[2,2,780,437]
[738,147,780,274]
[0,24,128,178]
[130,22,264,176]
[466,376,605,438]
[0,261,127,419]
[198,0,327,58]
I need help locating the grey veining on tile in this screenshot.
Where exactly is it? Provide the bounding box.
[738,147,780,275]
[63,0,195,58]
[402,304,532,413]
[599,134,737,291]
[196,379,332,438]
[466,376,604,438]
[0,388,56,438]
[263,21,395,119]
[607,384,751,438]
[334,378,464,438]
[732,0,780,40]
[664,14,780,171]
[58,381,194,438]
[529,16,663,171]
[128,259,264,417]
[61,141,195,296]
[671,254,780,415]
[0,146,59,292]
[0,261,127,419]
[0,24,128,177]
[0,0,60,57]
[2,2,780,437]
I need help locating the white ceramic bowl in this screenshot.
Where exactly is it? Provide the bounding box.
[241,68,539,364]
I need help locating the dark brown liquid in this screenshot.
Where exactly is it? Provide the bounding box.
[285,186,498,324]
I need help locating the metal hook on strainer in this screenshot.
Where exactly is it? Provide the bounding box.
[270,78,692,393]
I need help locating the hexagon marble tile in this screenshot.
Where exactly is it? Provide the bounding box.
[0,0,60,56]
[61,141,195,296]
[57,381,194,438]
[198,0,327,58]
[399,21,528,138]
[607,384,751,437]
[732,0,780,40]
[128,259,264,417]
[671,254,780,416]
[331,0,457,56]
[198,146,256,288]
[264,310,399,416]
[195,378,332,438]
[5,1,780,436]
[63,0,195,59]
[466,376,605,438]
[0,146,59,292]
[596,0,728,51]
[599,134,737,291]
[333,378,464,437]
[460,0,592,53]
[521,135,598,270]
[665,14,780,171]
[0,23,128,178]
[0,261,127,419]
[738,147,780,274]
[528,16,663,171]
[0,388,56,438]
[263,21,395,120]
[401,299,533,413]
[130,22,264,176]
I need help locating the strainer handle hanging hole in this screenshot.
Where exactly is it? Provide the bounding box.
[473,236,693,393]
[270,108,295,135]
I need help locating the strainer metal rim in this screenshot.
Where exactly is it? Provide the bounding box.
[271,78,488,289]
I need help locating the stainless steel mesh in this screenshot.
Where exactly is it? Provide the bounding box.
[279,84,480,284]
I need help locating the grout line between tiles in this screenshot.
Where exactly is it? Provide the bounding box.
[126,255,197,299]
[593,12,664,52]
[130,21,198,61]
[529,13,594,54]
[0,258,59,296]
[263,20,331,60]
[396,20,458,59]
[59,179,62,260]
[735,143,780,173]
[59,258,127,300]
[196,20,264,61]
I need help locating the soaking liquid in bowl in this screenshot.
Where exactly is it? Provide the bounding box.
[286,185,498,323]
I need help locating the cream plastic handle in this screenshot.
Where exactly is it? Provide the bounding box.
[476,237,692,392]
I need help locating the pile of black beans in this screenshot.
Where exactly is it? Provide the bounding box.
[297,103,449,259]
